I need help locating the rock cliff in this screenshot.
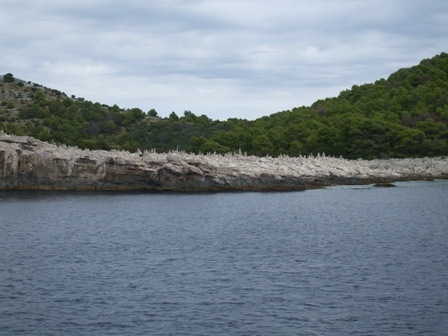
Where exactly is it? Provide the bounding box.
[1,132,447,191]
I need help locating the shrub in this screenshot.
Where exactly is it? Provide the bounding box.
[3,73,14,82]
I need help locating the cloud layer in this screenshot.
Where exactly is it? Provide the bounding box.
[2,0,447,119]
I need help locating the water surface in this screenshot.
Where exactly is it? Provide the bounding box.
[1,181,447,335]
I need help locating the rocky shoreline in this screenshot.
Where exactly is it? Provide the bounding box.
[1,132,447,191]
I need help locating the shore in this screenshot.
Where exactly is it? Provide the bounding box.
[1,132,447,191]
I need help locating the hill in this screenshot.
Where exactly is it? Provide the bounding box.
[1,52,448,159]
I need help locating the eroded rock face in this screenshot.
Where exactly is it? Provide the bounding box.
[1,133,447,191]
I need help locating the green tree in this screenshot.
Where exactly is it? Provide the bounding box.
[101,120,117,133]
[148,109,158,117]
[252,134,274,156]
[169,112,179,121]
[182,110,197,122]
[3,73,14,83]
[200,140,230,154]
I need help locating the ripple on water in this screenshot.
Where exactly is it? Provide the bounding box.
[1,182,448,335]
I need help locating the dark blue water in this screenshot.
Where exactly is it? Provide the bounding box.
[1,181,447,335]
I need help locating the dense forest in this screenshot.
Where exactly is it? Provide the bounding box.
[1,52,447,159]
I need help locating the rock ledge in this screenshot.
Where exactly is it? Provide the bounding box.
[1,133,447,191]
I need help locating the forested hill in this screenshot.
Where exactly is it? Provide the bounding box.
[1,52,447,159]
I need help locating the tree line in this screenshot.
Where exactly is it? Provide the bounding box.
[1,52,447,159]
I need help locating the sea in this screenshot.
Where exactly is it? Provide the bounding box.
[1,180,447,336]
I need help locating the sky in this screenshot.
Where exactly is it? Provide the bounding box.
[1,1,447,120]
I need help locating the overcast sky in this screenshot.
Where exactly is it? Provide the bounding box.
[1,1,447,120]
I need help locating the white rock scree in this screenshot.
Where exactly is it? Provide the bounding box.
[1,132,447,191]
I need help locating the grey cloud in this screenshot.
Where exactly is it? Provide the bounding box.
[1,0,447,120]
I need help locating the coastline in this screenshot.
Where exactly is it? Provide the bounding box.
[1,132,447,192]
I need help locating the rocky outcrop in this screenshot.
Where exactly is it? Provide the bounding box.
[1,132,447,191]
